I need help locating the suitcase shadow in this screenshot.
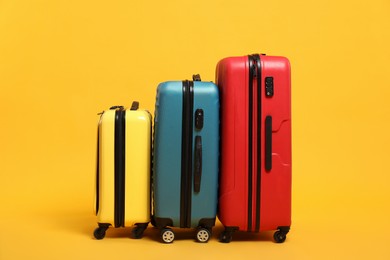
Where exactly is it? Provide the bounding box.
[56,210,275,243]
[52,209,146,240]
[56,209,98,238]
[212,224,277,243]
[227,231,275,242]
[57,210,204,241]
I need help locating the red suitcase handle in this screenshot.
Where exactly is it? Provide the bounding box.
[265,116,272,171]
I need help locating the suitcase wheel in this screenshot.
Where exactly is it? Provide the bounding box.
[219,230,233,243]
[160,228,175,243]
[131,225,146,239]
[273,231,287,243]
[196,227,211,243]
[150,216,157,228]
[93,227,107,240]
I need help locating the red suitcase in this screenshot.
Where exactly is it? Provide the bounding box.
[216,54,291,243]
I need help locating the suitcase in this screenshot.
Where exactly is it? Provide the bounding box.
[216,54,292,243]
[152,75,220,243]
[94,101,152,240]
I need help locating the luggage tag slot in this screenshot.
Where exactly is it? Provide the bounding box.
[265,77,274,97]
[195,109,204,130]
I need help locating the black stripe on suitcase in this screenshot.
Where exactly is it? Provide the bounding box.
[247,55,254,232]
[180,80,194,228]
[114,108,126,228]
[96,117,101,216]
[248,54,263,232]
[254,54,262,232]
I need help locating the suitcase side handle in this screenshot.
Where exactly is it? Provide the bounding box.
[265,116,272,171]
[194,135,202,193]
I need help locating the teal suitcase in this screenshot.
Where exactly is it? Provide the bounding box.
[152,75,219,243]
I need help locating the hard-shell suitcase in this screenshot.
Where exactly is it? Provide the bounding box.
[216,54,291,243]
[152,75,219,243]
[94,101,151,239]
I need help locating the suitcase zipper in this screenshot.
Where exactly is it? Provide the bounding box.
[254,54,262,232]
[247,55,255,232]
[95,114,103,216]
[180,80,194,228]
[114,108,126,228]
[247,54,262,232]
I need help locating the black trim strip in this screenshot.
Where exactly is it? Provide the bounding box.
[180,81,188,228]
[187,81,194,227]
[254,54,262,232]
[180,80,194,228]
[96,117,101,216]
[247,55,254,232]
[114,109,126,228]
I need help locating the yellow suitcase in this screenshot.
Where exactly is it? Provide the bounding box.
[94,101,151,239]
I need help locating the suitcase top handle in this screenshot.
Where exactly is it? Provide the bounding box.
[192,74,201,81]
[130,101,139,110]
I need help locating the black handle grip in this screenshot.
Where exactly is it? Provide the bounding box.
[265,116,272,171]
[194,136,202,193]
[130,101,139,110]
[193,74,201,81]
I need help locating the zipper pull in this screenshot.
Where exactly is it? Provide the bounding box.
[249,55,257,77]
[252,64,257,77]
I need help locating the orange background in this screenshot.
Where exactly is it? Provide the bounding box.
[1,0,390,259]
